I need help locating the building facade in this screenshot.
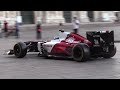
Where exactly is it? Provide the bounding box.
[0,11,118,25]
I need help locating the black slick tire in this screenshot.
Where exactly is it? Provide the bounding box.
[13,42,27,58]
[72,43,90,62]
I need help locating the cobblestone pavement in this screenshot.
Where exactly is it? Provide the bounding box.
[0,24,120,79]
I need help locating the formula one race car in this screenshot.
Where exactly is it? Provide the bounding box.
[5,30,116,62]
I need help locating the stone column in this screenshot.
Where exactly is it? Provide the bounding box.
[78,11,89,22]
[71,11,79,21]
[45,11,65,24]
[114,11,120,21]
[34,11,37,24]
[71,11,89,22]
[35,11,43,24]
[108,11,117,22]
[42,11,46,24]
[16,11,20,16]
[94,11,101,22]
[4,11,17,25]
[34,11,47,24]
[98,11,116,22]
[72,11,78,17]
[0,11,6,23]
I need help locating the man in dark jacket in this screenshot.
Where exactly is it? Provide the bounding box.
[36,21,42,39]
[0,21,2,38]
[15,21,20,38]
[4,20,8,37]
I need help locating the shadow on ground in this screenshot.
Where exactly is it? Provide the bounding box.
[4,53,114,63]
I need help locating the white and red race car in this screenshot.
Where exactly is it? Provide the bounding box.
[5,30,116,62]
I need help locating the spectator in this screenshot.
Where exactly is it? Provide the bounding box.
[0,21,2,38]
[72,17,80,33]
[15,21,20,38]
[115,12,119,22]
[36,21,42,39]
[4,20,8,37]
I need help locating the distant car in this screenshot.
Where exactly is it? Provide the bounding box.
[5,30,116,62]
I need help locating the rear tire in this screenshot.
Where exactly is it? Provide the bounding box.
[14,42,27,58]
[72,43,90,62]
[103,46,116,58]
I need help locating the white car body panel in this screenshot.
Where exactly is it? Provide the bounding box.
[43,39,63,53]
[38,31,70,53]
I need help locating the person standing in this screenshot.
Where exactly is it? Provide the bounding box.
[0,21,2,38]
[15,21,20,38]
[72,17,80,34]
[36,21,42,39]
[4,20,8,37]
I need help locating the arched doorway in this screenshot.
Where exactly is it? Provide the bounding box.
[20,11,34,24]
[87,11,94,22]
[63,11,72,23]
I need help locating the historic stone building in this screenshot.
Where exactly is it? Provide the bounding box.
[0,11,118,25]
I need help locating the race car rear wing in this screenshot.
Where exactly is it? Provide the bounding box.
[86,30,114,47]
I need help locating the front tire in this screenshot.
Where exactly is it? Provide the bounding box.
[72,43,90,62]
[14,42,27,58]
